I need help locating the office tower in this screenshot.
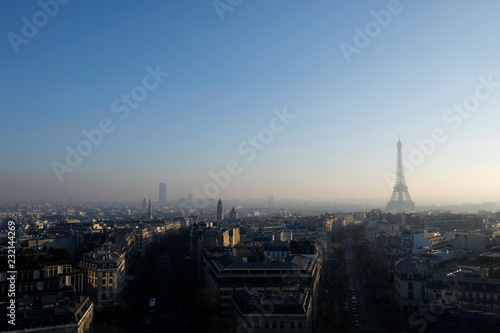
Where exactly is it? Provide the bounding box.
[217,199,224,223]
[386,138,416,213]
[159,183,167,203]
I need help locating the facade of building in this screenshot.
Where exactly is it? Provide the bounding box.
[0,263,83,303]
[203,250,319,321]
[200,227,240,249]
[373,235,402,283]
[412,231,447,252]
[79,242,125,308]
[222,227,240,248]
[447,233,493,254]
[422,215,483,232]
[263,242,292,262]
[135,227,153,258]
[6,296,94,333]
[27,236,78,262]
[113,228,137,273]
[425,271,500,310]
[364,215,400,250]
[394,258,432,311]
[231,289,309,333]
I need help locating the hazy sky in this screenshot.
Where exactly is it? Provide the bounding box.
[1,0,499,205]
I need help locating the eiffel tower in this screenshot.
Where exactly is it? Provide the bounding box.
[386,138,416,213]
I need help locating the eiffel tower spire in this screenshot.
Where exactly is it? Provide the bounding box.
[386,138,416,213]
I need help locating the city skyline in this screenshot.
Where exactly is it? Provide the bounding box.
[1,1,500,205]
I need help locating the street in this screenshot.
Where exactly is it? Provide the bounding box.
[344,237,383,331]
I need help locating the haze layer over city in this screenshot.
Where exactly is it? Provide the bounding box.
[1,1,499,206]
[4,2,500,333]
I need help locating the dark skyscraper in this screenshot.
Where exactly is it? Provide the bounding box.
[159,183,167,203]
[386,138,416,213]
[217,199,224,223]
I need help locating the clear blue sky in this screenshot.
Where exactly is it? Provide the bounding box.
[1,0,499,204]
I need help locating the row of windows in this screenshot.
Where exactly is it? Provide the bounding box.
[220,289,286,297]
[103,278,113,286]
[247,320,304,329]
[21,278,81,293]
[100,292,116,300]
[264,251,289,257]
[84,270,116,278]
[453,291,500,302]
[18,283,38,293]
[85,277,114,286]
[18,271,34,280]
[16,265,74,280]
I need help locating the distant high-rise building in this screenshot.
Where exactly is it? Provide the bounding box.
[229,206,238,220]
[386,138,416,213]
[159,183,167,203]
[142,195,148,210]
[148,197,153,221]
[217,199,224,223]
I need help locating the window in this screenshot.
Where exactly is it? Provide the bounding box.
[290,321,295,328]
[272,321,277,328]
[298,321,303,329]
[280,321,284,328]
[265,321,269,328]
[408,291,413,300]
[408,282,413,290]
